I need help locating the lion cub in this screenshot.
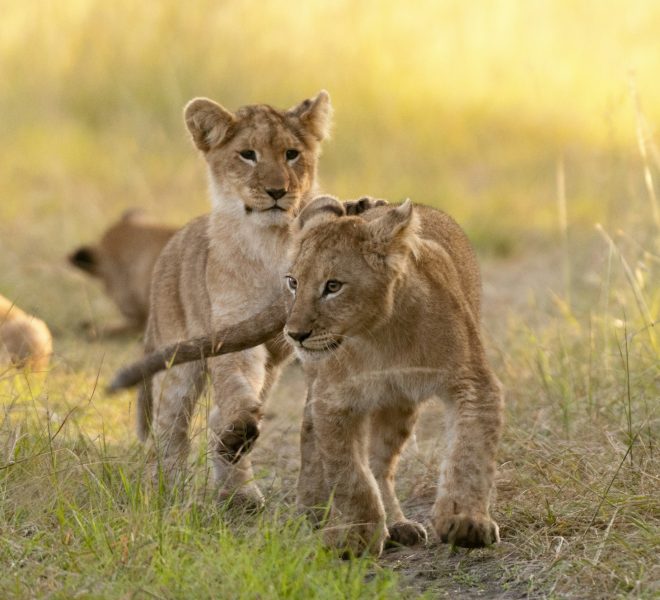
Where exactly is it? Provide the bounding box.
[141,92,332,506]
[0,294,52,371]
[69,210,177,332]
[283,197,504,556]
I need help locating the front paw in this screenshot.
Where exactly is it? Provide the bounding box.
[386,519,428,547]
[216,416,260,464]
[217,483,265,513]
[323,521,387,557]
[433,513,499,548]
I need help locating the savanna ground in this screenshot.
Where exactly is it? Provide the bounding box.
[1,1,658,598]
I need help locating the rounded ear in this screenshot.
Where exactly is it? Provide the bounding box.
[362,200,419,271]
[69,246,100,276]
[295,195,345,231]
[367,199,414,243]
[288,90,333,141]
[184,98,236,152]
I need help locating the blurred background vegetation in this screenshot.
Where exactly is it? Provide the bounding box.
[3,0,660,237]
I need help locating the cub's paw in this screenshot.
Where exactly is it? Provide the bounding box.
[323,521,387,558]
[217,484,265,513]
[434,513,499,548]
[216,417,260,464]
[343,197,388,215]
[386,520,428,547]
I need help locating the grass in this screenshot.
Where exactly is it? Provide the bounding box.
[1,1,659,598]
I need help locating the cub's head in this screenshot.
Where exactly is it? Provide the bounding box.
[184,91,332,225]
[284,196,419,362]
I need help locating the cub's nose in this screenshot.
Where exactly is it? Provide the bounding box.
[286,329,312,343]
[266,188,287,200]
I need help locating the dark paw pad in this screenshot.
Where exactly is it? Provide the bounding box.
[216,419,260,464]
[344,197,388,215]
[386,520,428,547]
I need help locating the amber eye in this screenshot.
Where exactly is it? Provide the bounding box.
[286,276,298,293]
[323,280,342,295]
[239,150,257,162]
[285,149,300,161]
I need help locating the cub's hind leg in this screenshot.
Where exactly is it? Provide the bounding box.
[432,371,503,548]
[369,405,427,547]
[150,361,206,488]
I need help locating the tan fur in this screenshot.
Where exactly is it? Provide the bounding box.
[0,295,52,371]
[141,92,332,506]
[69,210,177,330]
[284,196,503,556]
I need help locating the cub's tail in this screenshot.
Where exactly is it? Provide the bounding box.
[107,304,287,393]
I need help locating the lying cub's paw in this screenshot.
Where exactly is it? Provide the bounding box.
[216,417,260,464]
[434,513,499,548]
[386,520,428,547]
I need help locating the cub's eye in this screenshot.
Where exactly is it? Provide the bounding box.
[285,149,300,161]
[239,150,257,162]
[285,276,298,293]
[323,280,343,295]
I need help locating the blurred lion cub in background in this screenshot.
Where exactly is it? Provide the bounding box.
[0,294,52,371]
[69,209,177,333]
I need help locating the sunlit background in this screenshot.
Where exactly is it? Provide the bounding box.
[3,0,660,238]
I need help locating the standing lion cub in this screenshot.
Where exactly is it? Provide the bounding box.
[281,197,504,556]
[141,91,332,506]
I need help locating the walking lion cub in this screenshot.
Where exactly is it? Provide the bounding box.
[282,197,504,556]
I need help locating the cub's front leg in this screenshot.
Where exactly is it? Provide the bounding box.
[312,393,387,557]
[297,388,330,525]
[432,371,503,548]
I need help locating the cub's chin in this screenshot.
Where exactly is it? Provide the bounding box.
[293,340,343,363]
[247,206,296,227]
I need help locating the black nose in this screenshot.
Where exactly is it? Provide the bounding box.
[287,330,311,343]
[266,188,287,200]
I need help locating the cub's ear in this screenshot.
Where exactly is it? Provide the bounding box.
[69,246,100,276]
[295,195,345,232]
[288,90,333,141]
[184,98,236,152]
[363,200,419,271]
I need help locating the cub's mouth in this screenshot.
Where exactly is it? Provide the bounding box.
[297,338,343,355]
[264,205,287,212]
